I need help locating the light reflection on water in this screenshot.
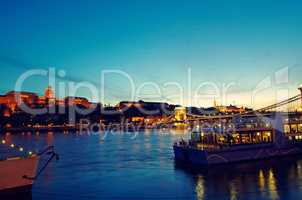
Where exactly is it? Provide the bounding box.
[195,176,205,200]
[1,131,302,200]
[229,180,238,200]
[268,168,279,200]
[185,157,302,200]
[258,169,266,197]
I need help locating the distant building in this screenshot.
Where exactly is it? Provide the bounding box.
[64,96,91,108]
[117,100,175,121]
[0,91,39,112]
[44,86,55,104]
[213,99,248,114]
[213,98,217,107]
[56,99,65,106]
[215,105,246,114]
[37,96,46,105]
[44,86,54,99]
[0,95,6,105]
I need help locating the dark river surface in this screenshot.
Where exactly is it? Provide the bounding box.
[2,130,302,200]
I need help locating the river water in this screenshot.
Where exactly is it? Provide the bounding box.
[2,130,302,200]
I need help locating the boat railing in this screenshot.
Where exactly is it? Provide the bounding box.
[174,140,274,152]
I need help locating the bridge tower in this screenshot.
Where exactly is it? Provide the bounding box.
[174,107,187,121]
[298,85,302,109]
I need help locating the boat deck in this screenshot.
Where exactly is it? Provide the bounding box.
[175,142,275,152]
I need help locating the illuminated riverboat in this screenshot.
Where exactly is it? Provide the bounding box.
[174,113,302,166]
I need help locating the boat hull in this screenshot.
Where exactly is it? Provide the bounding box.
[174,144,302,166]
[0,156,39,195]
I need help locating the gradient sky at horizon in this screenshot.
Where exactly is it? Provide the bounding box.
[0,0,302,108]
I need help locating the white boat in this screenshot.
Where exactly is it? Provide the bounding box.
[0,156,39,195]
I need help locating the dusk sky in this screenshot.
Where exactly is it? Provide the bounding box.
[0,0,302,108]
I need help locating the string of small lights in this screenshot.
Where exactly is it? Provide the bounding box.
[1,139,35,157]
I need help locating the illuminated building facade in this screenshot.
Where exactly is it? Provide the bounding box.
[215,105,246,114]
[44,86,55,104]
[214,100,247,114]
[64,97,91,108]
[0,91,39,112]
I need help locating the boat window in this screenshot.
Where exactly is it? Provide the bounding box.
[241,134,252,144]
[246,124,253,128]
[284,125,290,134]
[252,132,263,143]
[262,131,272,142]
[291,124,298,134]
[298,124,302,133]
[218,136,225,143]
[193,130,273,148]
[232,133,241,144]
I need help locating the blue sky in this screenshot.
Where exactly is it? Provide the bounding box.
[0,0,302,107]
